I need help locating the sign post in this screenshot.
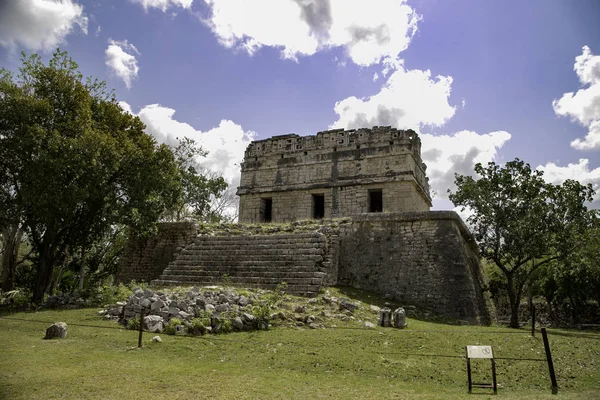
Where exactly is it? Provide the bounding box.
[466,345,497,395]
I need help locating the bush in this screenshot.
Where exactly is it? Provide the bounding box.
[0,288,31,308]
[163,318,182,335]
[187,318,206,336]
[87,278,147,307]
[251,303,271,330]
[127,317,140,331]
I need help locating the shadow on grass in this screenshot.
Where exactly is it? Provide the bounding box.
[546,329,600,341]
[334,285,492,328]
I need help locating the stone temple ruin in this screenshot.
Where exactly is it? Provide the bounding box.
[117,127,492,324]
[237,126,431,223]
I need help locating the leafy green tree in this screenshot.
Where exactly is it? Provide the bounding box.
[449,159,595,328]
[539,215,600,323]
[165,137,227,222]
[0,50,183,304]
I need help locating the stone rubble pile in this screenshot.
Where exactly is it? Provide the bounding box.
[98,287,377,334]
[98,286,267,334]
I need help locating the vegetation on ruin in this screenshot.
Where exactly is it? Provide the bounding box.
[1,287,599,400]
[450,159,598,328]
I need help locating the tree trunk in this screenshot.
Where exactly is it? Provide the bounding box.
[32,246,56,305]
[78,247,86,291]
[506,274,521,328]
[1,225,23,293]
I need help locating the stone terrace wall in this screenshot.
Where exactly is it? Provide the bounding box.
[116,222,198,284]
[117,214,492,324]
[337,212,492,324]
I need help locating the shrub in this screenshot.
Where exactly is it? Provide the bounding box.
[187,318,206,336]
[163,318,182,335]
[127,317,140,331]
[0,288,31,308]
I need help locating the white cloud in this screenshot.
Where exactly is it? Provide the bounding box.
[0,0,87,52]
[421,130,512,200]
[537,158,600,208]
[124,103,256,185]
[201,0,419,67]
[553,46,600,150]
[105,40,140,89]
[130,0,193,12]
[330,65,456,130]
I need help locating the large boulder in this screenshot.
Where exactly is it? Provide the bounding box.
[393,307,407,329]
[44,322,68,339]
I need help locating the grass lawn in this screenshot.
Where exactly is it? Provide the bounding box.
[1,289,599,399]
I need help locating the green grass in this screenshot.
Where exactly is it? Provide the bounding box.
[1,289,599,399]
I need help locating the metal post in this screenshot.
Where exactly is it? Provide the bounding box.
[541,328,558,394]
[138,307,144,348]
[531,305,536,337]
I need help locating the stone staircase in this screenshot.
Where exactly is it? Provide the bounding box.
[151,233,331,296]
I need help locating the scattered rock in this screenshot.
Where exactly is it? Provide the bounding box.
[339,299,359,313]
[369,305,381,313]
[393,307,407,329]
[364,321,376,329]
[238,295,250,306]
[294,305,306,313]
[232,317,244,331]
[378,308,392,327]
[151,336,162,343]
[144,315,164,332]
[44,322,68,339]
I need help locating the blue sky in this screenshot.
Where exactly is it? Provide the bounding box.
[1,0,599,210]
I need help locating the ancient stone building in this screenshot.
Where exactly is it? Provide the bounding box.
[117,126,494,325]
[237,126,432,223]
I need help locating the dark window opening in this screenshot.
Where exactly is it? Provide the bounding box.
[260,198,272,223]
[369,190,383,213]
[389,141,394,145]
[312,194,325,219]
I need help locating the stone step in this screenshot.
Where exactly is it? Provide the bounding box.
[176,252,323,259]
[161,269,324,278]
[150,279,321,295]
[155,275,323,285]
[170,259,321,267]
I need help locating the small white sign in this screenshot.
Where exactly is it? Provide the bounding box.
[466,345,494,359]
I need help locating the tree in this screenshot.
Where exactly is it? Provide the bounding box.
[538,213,600,323]
[0,50,183,304]
[164,137,228,222]
[449,159,595,328]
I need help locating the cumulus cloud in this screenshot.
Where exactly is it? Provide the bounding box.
[0,0,88,52]
[330,65,456,130]
[553,46,600,150]
[130,0,193,12]
[105,40,140,89]
[421,131,512,200]
[537,158,600,208]
[200,0,419,66]
[122,103,256,185]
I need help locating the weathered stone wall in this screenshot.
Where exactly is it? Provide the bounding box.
[337,212,492,324]
[116,222,198,284]
[237,126,432,223]
[117,213,492,324]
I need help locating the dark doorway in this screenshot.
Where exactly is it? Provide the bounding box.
[312,194,325,219]
[260,198,272,222]
[369,189,383,212]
